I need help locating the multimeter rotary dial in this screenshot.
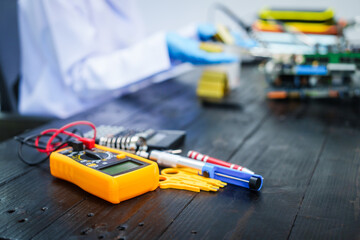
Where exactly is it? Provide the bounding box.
[79,150,111,161]
[64,149,113,162]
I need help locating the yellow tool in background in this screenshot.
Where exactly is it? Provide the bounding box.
[197,33,235,101]
[159,168,227,192]
[199,42,224,53]
[214,24,235,45]
[197,70,229,100]
[253,7,338,35]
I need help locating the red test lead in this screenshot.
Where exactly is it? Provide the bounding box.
[187,150,254,175]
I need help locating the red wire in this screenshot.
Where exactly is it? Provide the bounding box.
[35,129,83,153]
[34,121,96,154]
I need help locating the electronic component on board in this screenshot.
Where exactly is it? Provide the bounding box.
[263,50,360,99]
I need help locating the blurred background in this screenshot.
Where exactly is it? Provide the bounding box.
[138,0,360,39]
[2,0,360,141]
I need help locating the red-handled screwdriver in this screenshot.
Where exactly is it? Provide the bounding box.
[187,150,254,174]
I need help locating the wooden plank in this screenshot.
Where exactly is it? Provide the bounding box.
[0,168,86,239]
[29,66,270,239]
[288,126,360,239]
[33,188,196,239]
[159,102,329,239]
[0,139,32,186]
[1,65,358,239]
[68,70,201,126]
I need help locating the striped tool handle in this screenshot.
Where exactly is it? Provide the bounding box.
[187,150,254,174]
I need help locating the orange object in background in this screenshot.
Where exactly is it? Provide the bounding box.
[267,91,287,99]
[329,90,339,98]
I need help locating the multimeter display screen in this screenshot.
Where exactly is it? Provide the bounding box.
[101,161,141,175]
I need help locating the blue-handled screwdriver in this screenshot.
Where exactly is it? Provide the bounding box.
[138,150,263,191]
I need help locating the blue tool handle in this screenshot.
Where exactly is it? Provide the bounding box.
[201,163,263,191]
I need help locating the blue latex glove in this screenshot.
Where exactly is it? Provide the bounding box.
[166,32,238,65]
[197,23,258,48]
[197,23,217,41]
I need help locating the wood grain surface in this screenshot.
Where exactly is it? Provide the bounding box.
[1,65,359,240]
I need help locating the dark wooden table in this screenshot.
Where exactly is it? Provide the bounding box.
[1,65,360,239]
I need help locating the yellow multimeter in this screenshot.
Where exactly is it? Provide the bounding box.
[49,143,159,204]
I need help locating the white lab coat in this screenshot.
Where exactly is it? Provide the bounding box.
[18,0,171,118]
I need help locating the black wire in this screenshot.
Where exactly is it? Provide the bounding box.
[14,134,63,150]
[14,128,84,166]
[17,140,67,166]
